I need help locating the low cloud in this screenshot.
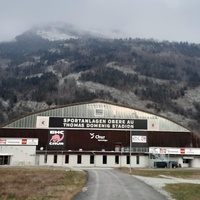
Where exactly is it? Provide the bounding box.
[0,0,200,43]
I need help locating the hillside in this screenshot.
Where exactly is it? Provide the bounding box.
[1,24,200,135]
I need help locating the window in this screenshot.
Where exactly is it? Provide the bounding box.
[77,155,82,164]
[126,156,130,164]
[136,155,140,165]
[115,155,119,164]
[65,155,69,164]
[44,154,47,163]
[90,155,94,164]
[95,108,104,116]
[0,156,10,165]
[54,155,57,164]
[103,155,107,164]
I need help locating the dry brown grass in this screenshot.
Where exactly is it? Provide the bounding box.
[118,167,200,179]
[118,167,200,200]
[0,167,87,200]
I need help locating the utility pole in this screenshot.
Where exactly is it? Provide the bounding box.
[129,129,132,173]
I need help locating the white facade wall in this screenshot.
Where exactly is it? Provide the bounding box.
[190,158,200,168]
[37,154,149,168]
[47,155,54,165]
[0,146,36,166]
[2,147,200,168]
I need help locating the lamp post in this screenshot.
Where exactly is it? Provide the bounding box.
[45,145,47,164]
[129,129,132,173]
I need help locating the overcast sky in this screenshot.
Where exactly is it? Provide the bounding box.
[0,0,200,43]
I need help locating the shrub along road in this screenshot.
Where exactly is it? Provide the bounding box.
[73,168,168,200]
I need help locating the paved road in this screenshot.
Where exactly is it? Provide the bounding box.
[73,168,168,200]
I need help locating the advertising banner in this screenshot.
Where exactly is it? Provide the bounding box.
[0,138,38,146]
[89,132,108,142]
[148,119,159,131]
[132,131,148,147]
[149,147,200,155]
[36,116,49,128]
[48,130,66,149]
[132,135,147,143]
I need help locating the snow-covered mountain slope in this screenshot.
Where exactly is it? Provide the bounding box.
[30,23,108,41]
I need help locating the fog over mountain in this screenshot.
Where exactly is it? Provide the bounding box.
[1,0,200,43]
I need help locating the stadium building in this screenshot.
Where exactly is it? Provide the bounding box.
[1,100,200,168]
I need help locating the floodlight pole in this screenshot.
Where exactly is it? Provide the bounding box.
[45,145,47,164]
[129,129,132,173]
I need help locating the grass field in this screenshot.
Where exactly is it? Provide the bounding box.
[119,167,200,179]
[0,167,87,200]
[1,167,200,200]
[119,168,200,200]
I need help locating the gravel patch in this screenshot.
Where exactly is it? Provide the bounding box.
[133,175,200,200]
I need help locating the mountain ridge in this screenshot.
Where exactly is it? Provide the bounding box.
[20,22,111,41]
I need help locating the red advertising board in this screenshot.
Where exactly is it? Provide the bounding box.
[0,139,6,144]
[180,148,185,154]
[22,139,27,145]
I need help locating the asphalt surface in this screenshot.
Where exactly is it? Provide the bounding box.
[73,168,168,200]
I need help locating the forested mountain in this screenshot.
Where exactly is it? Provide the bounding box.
[1,25,200,135]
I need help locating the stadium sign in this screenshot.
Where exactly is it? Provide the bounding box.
[48,117,147,130]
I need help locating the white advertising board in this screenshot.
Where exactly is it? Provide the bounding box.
[132,135,147,143]
[0,138,38,146]
[149,147,200,155]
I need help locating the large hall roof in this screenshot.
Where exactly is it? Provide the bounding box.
[1,100,190,132]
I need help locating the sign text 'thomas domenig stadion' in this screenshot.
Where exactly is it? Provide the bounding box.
[49,117,147,130]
